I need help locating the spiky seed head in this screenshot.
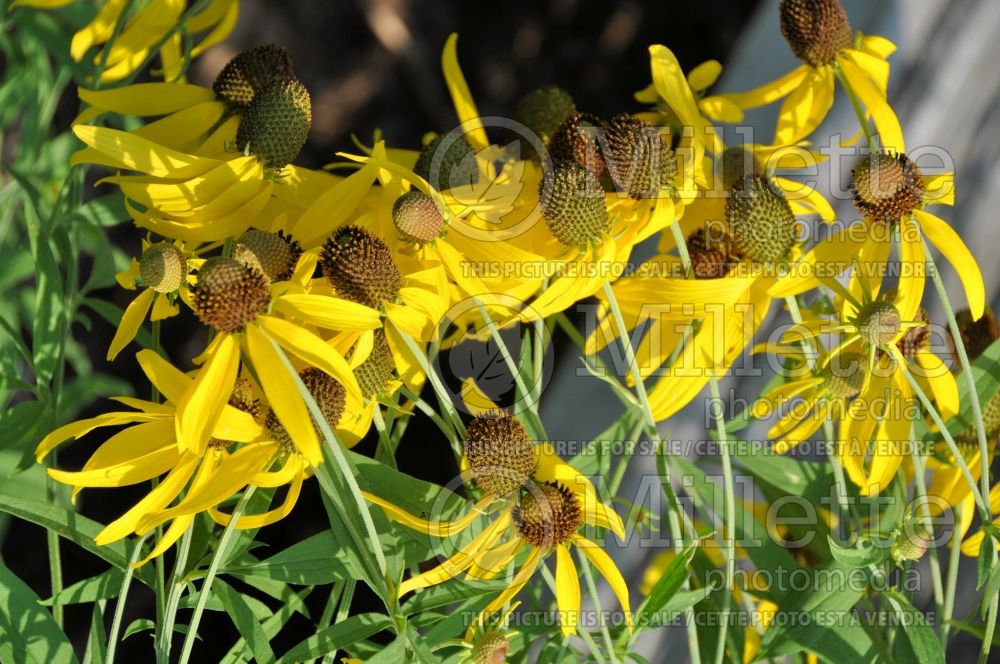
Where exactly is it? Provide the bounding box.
[208,378,262,450]
[720,146,763,191]
[139,242,186,293]
[233,229,302,283]
[948,307,1000,363]
[236,77,311,169]
[471,631,509,664]
[857,300,902,346]
[514,85,578,149]
[320,226,402,308]
[604,113,677,199]
[779,0,853,66]
[851,152,925,224]
[726,176,797,265]
[413,134,479,190]
[464,414,536,497]
[392,191,444,244]
[822,351,868,399]
[264,368,347,455]
[192,257,270,333]
[213,44,294,110]
[352,329,395,397]
[687,227,732,280]
[548,112,606,176]
[896,307,930,358]
[514,481,582,549]
[539,161,609,246]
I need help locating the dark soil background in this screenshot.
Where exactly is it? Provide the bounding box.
[2,0,762,660]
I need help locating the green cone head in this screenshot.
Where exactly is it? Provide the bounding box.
[514,84,577,147]
[213,44,294,110]
[413,133,479,190]
[726,176,797,265]
[233,229,301,283]
[604,113,677,199]
[139,242,186,293]
[539,161,609,246]
[236,77,312,169]
[391,191,444,244]
[320,226,402,308]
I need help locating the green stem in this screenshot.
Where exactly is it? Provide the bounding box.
[834,66,876,152]
[578,551,620,664]
[941,501,963,646]
[177,487,257,664]
[907,441,945,628]
[158,523,194,663]
[472,298,546,439]
[106,534,149,664]
[707,378,737,664]
[982,595,999,664]
[915,230,992,504]
[372,403,397,468]
[901,368,989,520]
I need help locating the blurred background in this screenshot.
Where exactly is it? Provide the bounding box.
[5,0,999,660]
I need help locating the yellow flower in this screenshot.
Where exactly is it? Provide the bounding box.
[722,0,902,151]
[175,253,380,465]
[366,413,628,638]
[108,240,190,361]
[961,483,1000,557]
[71,70,313,243]
[14,0,239,83]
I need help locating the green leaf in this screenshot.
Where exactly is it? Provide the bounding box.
[276,613,392,664]
[884,590,945,664]
[122,618,156,640]
[0,400,47,454]
[84,601,107,664]
[827,537,886,568]
[219,587,313,664]
[73,193,128,228]
[0,493,154,588]
[981,559,1000,620]
[634,544,696,631]
[977,534,994,589]
[41,568,123,606]
[402,578,508,616]
[0,563,77,664]
[214,579,275,664]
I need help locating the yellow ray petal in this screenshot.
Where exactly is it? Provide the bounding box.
[213,462,305,529]
[107,288,155,361]
[77,83,216,117]
[555,544,581,636]
[915,209,985,320]
[774,69,834,145]
[35,411,165,462]
[839,57,904,153]
[441,34,488,153]
[365,492,494,537]
[245,325,322,466]
[136,348,190,404]
[176,332,240,454]
[271,294,381,331]
[574,535,633,632]
[913,350,959,420]
[722,64,811,110]
[256,315,363,403]
[71,125,218,179]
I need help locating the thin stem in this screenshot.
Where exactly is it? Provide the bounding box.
[941,500,963,646]
[106,534,149,664]
[982,595,999,664]
[834,66,876,152]
[707,378,737,664]
[578,551,620,664]
[158,523,194,663]
[916,230,992,503]
[907,443,945,626]
[178,487,257,664]
[372,404,397,468]
[472,298,546,438]
[901,367,989,520]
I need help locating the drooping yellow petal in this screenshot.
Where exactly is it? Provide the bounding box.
[574,535,634,632]
[271,294,382,331]
[441,34,488,153]
[688,60,722,92]
[555,544,581,636]
[107,288,155,361]
[244,325,322,466]
[895,217,926,322]
[400,509,513,596]
[915,209,985,319]
[212,461,305,529]
[722,64,811,110]
[256,315,363,403]
[35,411,165,462]
[136,348,190,404]
[175,333,240,454]
[774,69,834,146]
[913,350,959,420]
[365,492,493,537]
[474,547,542,634]
[839,57,904,153]
[77,83,216,117]
[72,125,218,179]
[922,173,955,207]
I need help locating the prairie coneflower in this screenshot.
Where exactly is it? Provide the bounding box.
[71,71,313,243]
[73,43,295,157]
[176,254,379,464]
[365,413,628,637]
[108,240,190,361]
[722,0,903,151]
